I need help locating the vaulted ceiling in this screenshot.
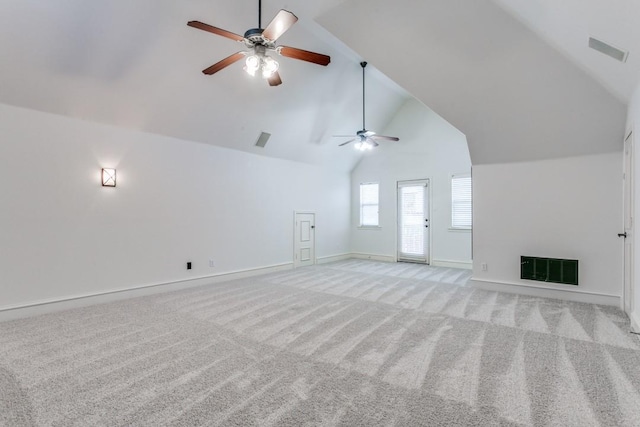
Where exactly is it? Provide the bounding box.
[0,0,408,171]
[0,0,637,168]
[491,0,640,103]
[319,0,633,164]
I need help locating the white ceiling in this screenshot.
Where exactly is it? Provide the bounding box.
[319,0,629,165]
[491,0,640,103]
[1,0,637,168]
[0,0,408,172]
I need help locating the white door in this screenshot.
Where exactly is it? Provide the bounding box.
[397,180,430,264]
[623,131,634,314]
[294,212,315,268]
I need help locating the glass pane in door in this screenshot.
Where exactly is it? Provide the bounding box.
[399,185,426,259]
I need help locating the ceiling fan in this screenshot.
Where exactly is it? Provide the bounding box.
[335,62,400,150]
[187,0,331,86]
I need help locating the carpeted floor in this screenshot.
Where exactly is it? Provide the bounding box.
[1,260,640,426]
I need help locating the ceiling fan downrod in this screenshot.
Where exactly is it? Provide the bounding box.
[361,61,367,131]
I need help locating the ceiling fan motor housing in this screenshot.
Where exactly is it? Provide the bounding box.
[244,28,275,48]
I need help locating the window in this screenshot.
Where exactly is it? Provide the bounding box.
[359,183,379,227]
[451,173,472,229]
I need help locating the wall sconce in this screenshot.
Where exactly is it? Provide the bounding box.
[102,168,116,187]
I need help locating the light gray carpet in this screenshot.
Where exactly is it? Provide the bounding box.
[1,260,640,426]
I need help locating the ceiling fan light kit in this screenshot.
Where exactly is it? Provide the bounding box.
[243,45,279,78]
[335,62,400,150]
[355,141,374,151]
[188,0,331,86]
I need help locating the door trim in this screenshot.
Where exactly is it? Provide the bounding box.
[293,211,316,268]
[623,129,634,314]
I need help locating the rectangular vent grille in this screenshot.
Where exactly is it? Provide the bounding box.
[255,132,271,148]
[521,256,578,286]
[589,37,628,63]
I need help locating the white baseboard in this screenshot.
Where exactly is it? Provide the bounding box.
[630,310,640,333]
[431,259,473,270]
[316,253,352,265]
[0,262,293,322]
[470,278,620,306]
[351,253,397,263]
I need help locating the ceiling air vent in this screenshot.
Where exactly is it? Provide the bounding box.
[588,37,628,63]
[255,132,271,148]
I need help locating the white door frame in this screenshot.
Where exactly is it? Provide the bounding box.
[623,130,634,314]
[396,179,431,264]
[293,211,316,268]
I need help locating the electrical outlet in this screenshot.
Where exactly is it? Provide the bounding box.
[209,260,215,268]
[481,263,488,272]
[187,262,192,270]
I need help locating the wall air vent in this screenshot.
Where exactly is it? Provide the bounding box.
[255,132,271,148]
[588,37,629,63]
[521,256,578,286]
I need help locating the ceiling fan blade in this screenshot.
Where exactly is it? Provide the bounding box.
[338,139,356,147]
[202,52,245,75]
[262,10,298,41]
[187,21,245,42]
[278,46,331,66]
[370,135,400,142]
[267,71,282,86]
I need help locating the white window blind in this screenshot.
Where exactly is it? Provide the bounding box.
[451,174,472,229]
[360,183,379,226]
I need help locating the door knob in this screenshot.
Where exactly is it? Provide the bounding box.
[618,232,627,238]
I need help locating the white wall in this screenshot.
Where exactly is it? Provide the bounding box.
[472,153,623,304]
[627,81,640,329]
[350,98,472,266]
[0,103,351,310]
